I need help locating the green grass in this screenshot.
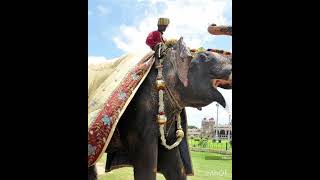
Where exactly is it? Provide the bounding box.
[97,151,231,180]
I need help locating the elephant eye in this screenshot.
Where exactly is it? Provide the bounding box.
[191,52,211,63]
[198,53,207,61]
[199,54,206,59]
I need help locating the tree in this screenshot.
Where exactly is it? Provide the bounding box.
[188,125,198,129]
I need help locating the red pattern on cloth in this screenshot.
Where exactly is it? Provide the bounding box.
[88,58,154,167]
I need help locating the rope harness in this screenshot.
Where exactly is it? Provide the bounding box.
[154,43,184,150]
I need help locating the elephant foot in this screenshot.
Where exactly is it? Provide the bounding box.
[133,168,157,180]
[160,168,187,180]
[158,146,187,180]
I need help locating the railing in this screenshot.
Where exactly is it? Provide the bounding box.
[188,139,232,152]
[218,135,232,139]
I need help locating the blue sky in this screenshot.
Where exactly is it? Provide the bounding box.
[89,0,232,128]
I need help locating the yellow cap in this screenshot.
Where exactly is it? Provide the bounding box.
[158,18,170,26]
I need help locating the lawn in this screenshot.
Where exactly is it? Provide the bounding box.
[97,151,232,180]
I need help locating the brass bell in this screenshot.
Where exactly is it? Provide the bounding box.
[156,79,166,90]
[157,114,167,124]
[176,129,184,138]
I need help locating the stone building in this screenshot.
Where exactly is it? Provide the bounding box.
[200,117,215,138]
[187,128,201,138]
[200,117,232,140]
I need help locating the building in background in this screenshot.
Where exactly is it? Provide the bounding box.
[187,128,201,138]
[200,117,215,138]
[198,117,232,139]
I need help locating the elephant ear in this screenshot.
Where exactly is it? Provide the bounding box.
[169,37,192,87]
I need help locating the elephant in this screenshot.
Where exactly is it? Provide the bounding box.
[88,37,232,180]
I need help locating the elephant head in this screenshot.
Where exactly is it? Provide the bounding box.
[163,37,232,108]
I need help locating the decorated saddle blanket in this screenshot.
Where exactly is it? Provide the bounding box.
[88,51,155,166]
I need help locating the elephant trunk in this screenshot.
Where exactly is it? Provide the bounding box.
[213,53,232,89]
[208,24,232,36]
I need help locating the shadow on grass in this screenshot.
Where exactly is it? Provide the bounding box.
[205,155,232,160]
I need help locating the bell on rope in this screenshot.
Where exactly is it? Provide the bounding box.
[157,114,167,124]
[176,129,184,138]
[156,79,166,90]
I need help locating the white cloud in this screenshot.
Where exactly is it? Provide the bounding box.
[112,25,150,52]
[138,0,167,3]
[88,56,109,65]
[97,5,109,16]
[113,0,231,52]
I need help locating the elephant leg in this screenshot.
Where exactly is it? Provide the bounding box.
[133,143,158,180]
[88,165,98,180]
[158,147,186,180]
[127,131,158,180]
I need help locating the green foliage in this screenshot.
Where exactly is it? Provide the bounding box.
[188,125,198,129]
